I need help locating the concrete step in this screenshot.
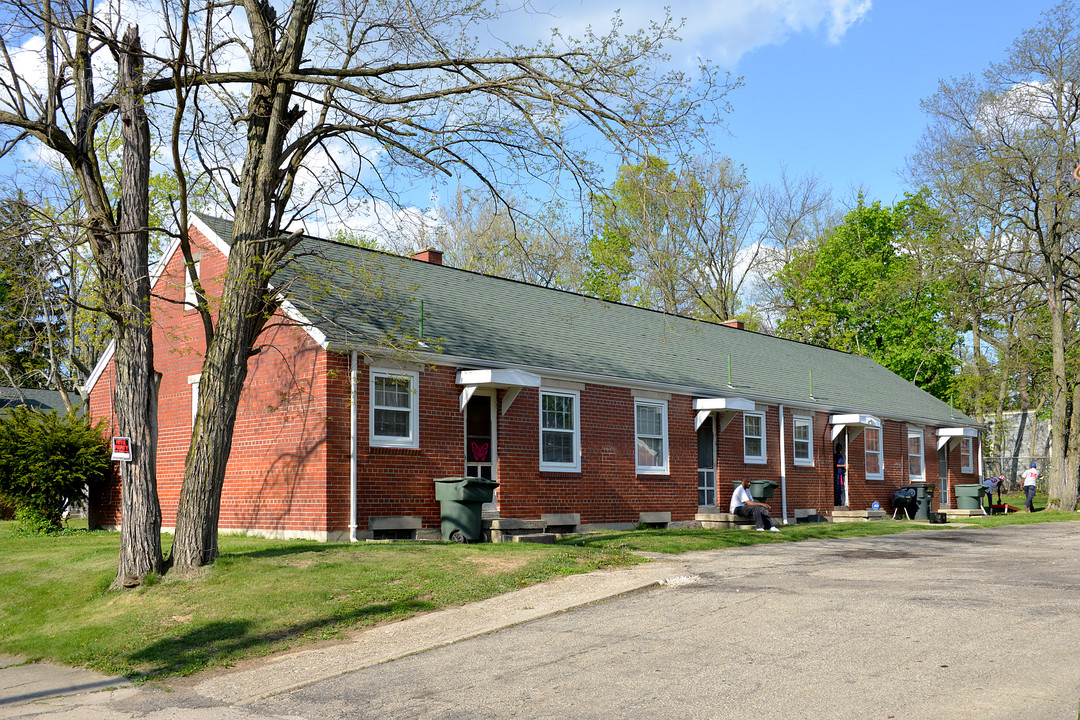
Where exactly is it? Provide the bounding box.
[511,533,556,544]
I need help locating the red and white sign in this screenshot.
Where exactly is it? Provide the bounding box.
[111,437,132,462]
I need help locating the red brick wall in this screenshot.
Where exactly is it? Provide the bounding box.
[89,227,336,537]
[493,386,697,525]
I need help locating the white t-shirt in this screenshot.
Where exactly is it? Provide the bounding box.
[730,484,754,513]
[1022,467,1039,487]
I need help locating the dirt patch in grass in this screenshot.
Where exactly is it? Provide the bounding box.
[463,554,531,575]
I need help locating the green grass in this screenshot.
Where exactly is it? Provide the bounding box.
[3,503,1077,682]
[0,522,638,682]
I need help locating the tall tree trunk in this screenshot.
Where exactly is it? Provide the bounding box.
[1045,276,1075,511]
[110,26,163,587]
[171,0,317,569]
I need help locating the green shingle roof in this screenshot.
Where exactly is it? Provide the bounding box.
[198,214,975,428]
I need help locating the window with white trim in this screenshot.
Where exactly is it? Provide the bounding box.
[184,260,201,309]
[635,399,668,474]
[540,389,580,471]
[743,411,766,463]
[864,427,883,480]
[792,415,813,466]
[908,427,924,481]
[370,369,419,447]
[189,375,201,429]
[960,437,973,473]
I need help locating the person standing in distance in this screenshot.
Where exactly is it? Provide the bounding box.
[1021,461,1039,512]
[731,477,779,532]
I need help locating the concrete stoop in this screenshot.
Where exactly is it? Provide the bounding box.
[695,510,755,529]
[940,508,986,520]
[485,513,581,543]
[830,509,887,523]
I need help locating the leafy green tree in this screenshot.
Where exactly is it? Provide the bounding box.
[773,194,960,400]
[0,406,111,533]
[911,0,1080,510]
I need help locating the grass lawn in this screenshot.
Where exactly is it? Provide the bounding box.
[2,501,1077,683]
[0,522,638,682]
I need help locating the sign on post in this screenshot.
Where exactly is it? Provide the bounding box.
[111,437,132,462]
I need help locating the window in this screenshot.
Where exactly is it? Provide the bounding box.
[184,260,201,309]
[370,369,419,447]
[743,411,766,463]
[188,374,201,429]
[540,389,580,471]
[635,399,668,474]
[792,416,813,466]
[864,427,883,480]
[908,427,924,481]
[960,437,973,473]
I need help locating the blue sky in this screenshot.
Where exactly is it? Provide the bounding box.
[509,0,1062,208]
[721,0,1061,205]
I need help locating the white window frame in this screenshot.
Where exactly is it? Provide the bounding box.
[792,415,813,467]
[188,374,201,429]
[635,398,669,474]
[743,411,766,464]
[539,389,580,472]
[184,259,201,309]
[908,427,925,482]
[960,437,973,473]
[864,427,884,481]
[369,368,420,448]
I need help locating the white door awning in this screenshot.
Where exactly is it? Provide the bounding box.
[936,426,978,451]
[693,396,756,432]
[829,413,882,443]
[456,369,542,414]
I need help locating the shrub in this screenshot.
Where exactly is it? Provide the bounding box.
[0,406,111,533]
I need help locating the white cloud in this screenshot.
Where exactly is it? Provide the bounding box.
[503,0,871,67]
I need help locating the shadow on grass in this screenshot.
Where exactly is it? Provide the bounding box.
[126,598,435,681]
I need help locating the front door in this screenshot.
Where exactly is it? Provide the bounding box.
[938,446,949,507]
[465,394,497,510]
[698,416,716,507]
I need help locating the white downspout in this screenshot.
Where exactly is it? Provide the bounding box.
[779,404,788,524]
[349,351,358,542]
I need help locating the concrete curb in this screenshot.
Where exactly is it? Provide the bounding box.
[194,559,684,705]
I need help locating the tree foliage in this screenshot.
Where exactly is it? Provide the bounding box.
[773,194,961,400]
[910,0,1080,509]
[0,406,110,533]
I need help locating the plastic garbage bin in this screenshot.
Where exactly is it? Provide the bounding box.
[732,479,780,502]
[433,477,498,542]
[902,483,935,521]
[954,483,985,510]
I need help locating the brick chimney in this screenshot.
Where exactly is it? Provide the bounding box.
[721,319,745,330]
[411,247,443,265]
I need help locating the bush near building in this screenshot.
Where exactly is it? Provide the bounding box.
[0,406,111,533]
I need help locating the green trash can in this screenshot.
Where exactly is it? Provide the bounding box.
[954,483,985,510]
[910,483,935,521]
[433,477,498,542]
[732,479,780,502]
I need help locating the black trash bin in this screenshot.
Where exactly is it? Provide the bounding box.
[895,483,935,521]
[433,477,498,542]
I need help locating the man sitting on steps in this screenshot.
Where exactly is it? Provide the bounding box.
[731,477,780,532]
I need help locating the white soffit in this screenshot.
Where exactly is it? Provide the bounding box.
[936,426,978,451]
[829,413,882,443]
[456,369,542,414]
[693,397,756,432]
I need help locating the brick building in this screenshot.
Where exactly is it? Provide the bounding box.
[84,214,983,540]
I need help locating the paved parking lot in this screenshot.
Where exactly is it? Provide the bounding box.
[5,523,1080,719]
